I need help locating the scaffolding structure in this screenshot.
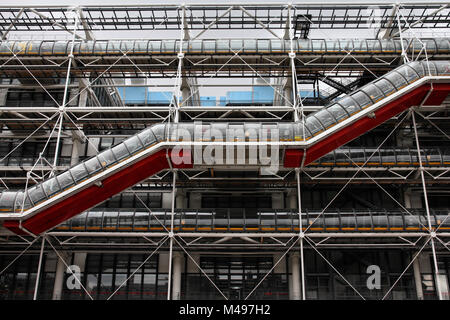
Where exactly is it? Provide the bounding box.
[0,2,450,301]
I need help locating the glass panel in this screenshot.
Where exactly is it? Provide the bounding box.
[257,39,270,52]
[97,149,117,168]
[298,39,311,52]
[361,83,384,103]
[327,103,349,122]
[384,71,408,90]
[151,124,166,141]
[134,211,149,230]
[350,90,372,109]
[305,116,324,136]
[84,157,103,174]
[217,39,229,52]
[373,78,396,96]
[395,64,419,83]
[314,109,337,129]
[28,185,47,204]
[41,177,61,197]
[0,191,16,211]
[111,143,130,161]
[57,170,75,190]
[86,211,102,230]
[337,96,360,116]
[137,128,157,146]
[70,163,89,183]
[244,40,257,52]
[271,40,282,52]
[124,136,143,155]
[203,40,215,52]
[103,211,119,230]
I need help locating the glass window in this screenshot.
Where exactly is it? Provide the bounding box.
[203,40,215,52]
[86,211,102,230]
[312,40,325,53]
[244,40,257,52]
[257,40,270,52]
[28,185,47,205]
[373,78,396,96]
[103,211,119,230]
[97,149,117,168]
[161,40,175,53]
[435,61,450,75]
[395,64,419,83]
[337,95,360,116]
[384,71,408,90]
[0,191,17,211]
[137,128,157,146]
[134,40,148,53]
[298,39,311,52]
[361,83,385,103]
[350,90,372,109]
[151,124,166,141]
[270,40,283,52]
[84,156,103,174]
[41,176,61,197]
[70,163,89,183]
[40,41,54,55]
[149,41,161,53]
[57,170,75,190]
[111,143,130,161]
[327,103,349,122]
[217,39,229,52]
[314,109,336,129]
[134,211,149,230]
[305,116,324,136]
[124,136,144,155]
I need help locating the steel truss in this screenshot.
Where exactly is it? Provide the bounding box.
[0,2,449,301]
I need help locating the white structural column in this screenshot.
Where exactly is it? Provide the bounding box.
[33,235,46,300]
[413,254,425,300]
[411,110,442,300]
[405,188,425,300]
[52,251,69,300]
[167,171,177,300]
[296,168,306,300]
[172,252,183,300]
[289,253,301,300]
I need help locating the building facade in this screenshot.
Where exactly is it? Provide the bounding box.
[0,3,449,300]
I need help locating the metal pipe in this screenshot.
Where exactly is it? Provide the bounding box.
[32,235,46,300]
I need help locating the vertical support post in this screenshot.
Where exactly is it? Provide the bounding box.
[52,252,68,300]
[33,235,46,300]
[172,252,183,300]
[289,253,301,300]
[413,253,424,300]
[167,170,177,300]
[287,4,299,122]
[411,110,442,300]
[53,13,79,170]
[296,168,306,300]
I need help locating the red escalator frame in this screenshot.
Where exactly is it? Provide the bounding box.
[3,149,192,235]
[284,83,450,167]
[3,82,450,235]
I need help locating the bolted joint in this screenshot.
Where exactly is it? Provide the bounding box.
[367,112,376,119]
[68,54,74,60]
[169,231,174,238]
[430,231,436,238]
[59,105,66,113]
[289,52,296,59]
[178,53,185,59]
[299,232,305,239]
